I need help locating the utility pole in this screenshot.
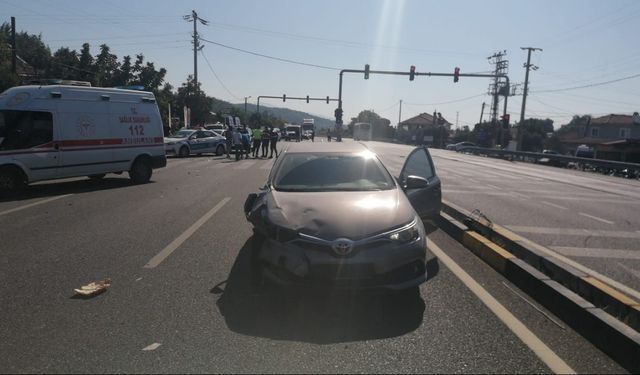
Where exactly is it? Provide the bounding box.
[398,100,402,127]
[10,17,16,74]
[479,102,486,124]
[487,51,509,146]
[244,96,251,114]
[183,10,208,91]
[518,47,542,151]
[456,111,459,130]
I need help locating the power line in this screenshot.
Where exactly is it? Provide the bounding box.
[199,37,341,71]
[200,50,240,100]
[403,93,485,106]
[533,73,640,93]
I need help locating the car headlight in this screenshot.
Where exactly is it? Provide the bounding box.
[388,221,420,243]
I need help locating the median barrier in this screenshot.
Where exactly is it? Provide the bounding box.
[437,199,640,372]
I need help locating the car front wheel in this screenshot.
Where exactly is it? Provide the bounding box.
[178,146,190,158]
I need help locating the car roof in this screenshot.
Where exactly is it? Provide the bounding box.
[282,141,371,154]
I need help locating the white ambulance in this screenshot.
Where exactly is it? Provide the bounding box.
[0,85,167,193]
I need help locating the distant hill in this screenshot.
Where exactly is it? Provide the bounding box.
[209,98,335,129]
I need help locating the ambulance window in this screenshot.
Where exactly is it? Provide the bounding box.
[0,110,53,151]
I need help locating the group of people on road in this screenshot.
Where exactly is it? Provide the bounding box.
[223,125,279,161]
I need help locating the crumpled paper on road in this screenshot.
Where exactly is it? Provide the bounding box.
[73,278,111,297]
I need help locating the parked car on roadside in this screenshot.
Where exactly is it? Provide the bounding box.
[446,141,476,151]
[164,129,227,157]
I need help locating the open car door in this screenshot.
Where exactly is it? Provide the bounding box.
[398,146,442,221]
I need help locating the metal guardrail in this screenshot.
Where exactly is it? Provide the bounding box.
[458,146,640,174]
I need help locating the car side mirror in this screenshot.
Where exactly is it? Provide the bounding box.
[244,193,258,215]
[404,175,429,190]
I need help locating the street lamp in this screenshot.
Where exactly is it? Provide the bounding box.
[244,96,252,114]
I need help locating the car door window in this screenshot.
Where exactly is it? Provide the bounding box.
[202,131,214,138]
[400,147,435,182]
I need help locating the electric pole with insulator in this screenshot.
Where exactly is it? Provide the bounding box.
[517,47,542,151]
[183,10,208,92]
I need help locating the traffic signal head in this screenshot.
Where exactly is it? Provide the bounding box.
[283,94,286,102]
[501,114,510,129]
[454,67,460,83]
[326,96,329,104]
[306,95,309,103]
[364,64,370,80]
[409,65,416,81]
[334,108,343,124]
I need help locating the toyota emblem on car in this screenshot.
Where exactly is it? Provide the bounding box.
[332,238,354,256]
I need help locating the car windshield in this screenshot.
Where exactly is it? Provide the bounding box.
[170,130,193,138]
[272,152,395,192]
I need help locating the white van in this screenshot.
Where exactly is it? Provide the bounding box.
[0,85,167,193]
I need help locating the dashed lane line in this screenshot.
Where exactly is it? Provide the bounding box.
[143,197,231,269]
[578,212,615,225]
[541,201,568,210]
[0,194,72,218]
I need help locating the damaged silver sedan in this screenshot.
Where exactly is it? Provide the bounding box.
[244,142,441,292]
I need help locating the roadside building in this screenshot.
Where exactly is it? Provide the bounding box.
[558,113,640,162]
[398,112,452,147]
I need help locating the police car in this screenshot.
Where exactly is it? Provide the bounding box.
[164,129,227,157]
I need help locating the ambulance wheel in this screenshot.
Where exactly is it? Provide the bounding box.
[129,157,152,184]
[0,166,26,195]
[178,146,190,158]
[215,144,225,156]
[88,174,106,181]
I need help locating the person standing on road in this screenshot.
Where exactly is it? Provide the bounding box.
[240,125,251,158]
[223,125,233,158]
[311,130,315,143]
[269,127,279,158]
[251,126,263,158]
[232,127,243,161]
[261,126,271,158]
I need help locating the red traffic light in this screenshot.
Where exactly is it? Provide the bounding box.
[454,67,460,83]
[409,65,416,81]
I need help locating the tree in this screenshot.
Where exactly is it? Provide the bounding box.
[517,118,554,152]
[94,44,119,87]
[47,47,80,80]
[77,43,94,82]
[175,75,213,127]
[112,55,133,87]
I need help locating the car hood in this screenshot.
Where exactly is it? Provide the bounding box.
[264,188,416,241]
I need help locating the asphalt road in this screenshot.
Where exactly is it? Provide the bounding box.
[367,141,640,297]
[0,142,626,373]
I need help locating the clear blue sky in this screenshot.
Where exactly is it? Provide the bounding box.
[2,0,639,128]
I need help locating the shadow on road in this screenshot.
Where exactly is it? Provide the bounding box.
[214,237,427,344]
[0,177,150,202]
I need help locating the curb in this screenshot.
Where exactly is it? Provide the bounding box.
[437,200,640,373]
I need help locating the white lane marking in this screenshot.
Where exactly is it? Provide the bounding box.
[578,212,614,225]
[616,262,640,281]
[467,178,479,184]
[142,343,161,351]
[506,226,640,239]
[540,201,568,210]
[442,190,513,197]
[0,194,72,218]
[427,240,575,374]
[485,184,502,190]
[144,197,231,268]
[551,246,640,260]
[234,161,257,170]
